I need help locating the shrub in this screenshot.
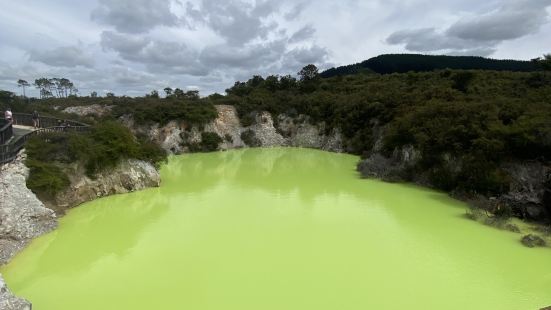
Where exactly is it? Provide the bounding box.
[188,132,223,152]
[26,159,70,197]
[241,130,261,147]
[451,71,475,92]
[112,99,217,126]
[199,132,223,152]
[25,120,167,196]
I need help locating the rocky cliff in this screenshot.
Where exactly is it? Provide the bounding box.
[52,159,161,212]
[358,144,551,222]
[0,153,53,309]
[0,275,30,310]
[0,153,57,265]
[124,105,344,154]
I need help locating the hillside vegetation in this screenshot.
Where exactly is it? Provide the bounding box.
[321,54,540,77]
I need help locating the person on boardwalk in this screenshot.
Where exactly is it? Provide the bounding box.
[4,108,12,123]
[32,110,40,128]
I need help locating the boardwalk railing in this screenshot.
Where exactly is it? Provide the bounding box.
[0,113,90,165]
[0,119,13,144]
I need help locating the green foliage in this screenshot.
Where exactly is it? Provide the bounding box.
[451,71,475,92]
[112,98,217,126]
[79,121,142,175]
[298,64,319,81]
[26,159,70,197]
[201,132,223,152]
[241,129,261,147]
[189,132,223,152]
[25,121,167,196]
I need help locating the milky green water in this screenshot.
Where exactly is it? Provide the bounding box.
[2,148,551,310]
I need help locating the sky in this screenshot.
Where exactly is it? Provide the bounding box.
[1,0,550,97]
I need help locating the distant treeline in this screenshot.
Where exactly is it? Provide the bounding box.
[321,54,540,77]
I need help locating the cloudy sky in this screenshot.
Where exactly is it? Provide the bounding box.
[1,0,550,97]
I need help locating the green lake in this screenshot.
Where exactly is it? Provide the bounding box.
[2,148,551,309]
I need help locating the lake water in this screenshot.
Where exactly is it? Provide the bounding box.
[2,148,550,309]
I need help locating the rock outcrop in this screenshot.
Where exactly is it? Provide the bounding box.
[501,162,551,220]
[54,159,161,211]
[358,145,551,221]
[357,145,421,183]
[0,275,30,310]
[131,105,344,155]
[63,104,113,117]
[0,152,55,308]
[0,152,57,264]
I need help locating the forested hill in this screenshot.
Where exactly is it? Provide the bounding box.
[321,54,540,77]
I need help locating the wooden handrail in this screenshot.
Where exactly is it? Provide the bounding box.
[0,114,90,165]
[0,119,13,144]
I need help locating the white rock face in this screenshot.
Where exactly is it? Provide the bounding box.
[55,159,161,209]
[0,152,56,308]
[63,104,113,117]
[204,105,245,149]
[249,112,287,147]
[0,152,57,264]
[138,105,344,154]
[0,275,30,310]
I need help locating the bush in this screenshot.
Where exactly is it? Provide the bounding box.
[199,132,223,152]
[451,71,475,92]
[26,159,70,197]
[112,99,217,126]
[189,132,223,152]
[25,120,167,196]
[241,130,261,147]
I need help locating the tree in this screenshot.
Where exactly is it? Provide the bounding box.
[34,78,55,99]
[33,77,76,99]
[148,90,160,99]
[184,90,200,100]
[279,75,297,90]
[298,64,319,81]
[17,79,30,98]
[173,88,184,98]
[164,87,173,97]
[540,54,551,71]
[106,92,115,98]
[90,91,98,98]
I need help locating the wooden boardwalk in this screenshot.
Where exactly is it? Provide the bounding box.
[1,114,90,164]
[12,125,34,139]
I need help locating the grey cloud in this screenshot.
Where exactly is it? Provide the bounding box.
[447,0,551,41]
[101,31,208,76]
[386,0,551,56]
[284,2,307,21]
[200,40,287,69]
[289,26,316,44]
[446,47,498,57]
[386,28,497,56]
[91,0,179,33]
[29,46,94,68]
[187,0,282,45]
[280,45,331,73]
[101,31,149,55]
